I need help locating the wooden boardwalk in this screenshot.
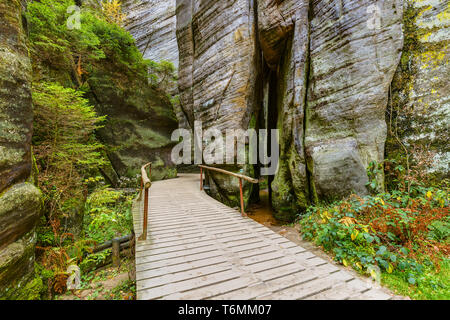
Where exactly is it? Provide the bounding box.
[133,174,393,300]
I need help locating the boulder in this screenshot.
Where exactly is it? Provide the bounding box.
[86,65,179,183]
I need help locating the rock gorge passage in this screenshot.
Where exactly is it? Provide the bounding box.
[0,0,448,299]
[125,0,448,221]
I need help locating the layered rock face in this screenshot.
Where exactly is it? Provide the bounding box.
[176,0,404,220]
[305,0,403,203]
[123,0,179,68]
[122,0,190,130]
[176,0,262,207]
[0,0,42,299]
[389,0,449,178]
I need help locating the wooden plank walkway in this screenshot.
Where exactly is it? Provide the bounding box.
[133,174,393,300]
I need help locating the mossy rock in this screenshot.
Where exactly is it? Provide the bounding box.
[0,183,42,249]
[0,231,39,300]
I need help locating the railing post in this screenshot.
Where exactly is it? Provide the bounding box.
[138,163,151,241]
[200,167,203,191]
[139,187,149,241]
[112,239,120,267]
[239,178,245,217]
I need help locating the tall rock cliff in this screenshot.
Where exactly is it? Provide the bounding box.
[176,0,262,207]
[123,0,179,68]
[389,0,449,180]
[270,0,403,218]
[0,0,42,299]
[176,0,406,220]
[122,0,191,130]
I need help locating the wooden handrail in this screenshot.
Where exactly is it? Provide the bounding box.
[138,162,152,241]
[198,165,259,183]
[199,165,258,216]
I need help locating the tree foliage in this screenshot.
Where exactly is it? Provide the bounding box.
[32,82,106,220]
[26,0,150,82]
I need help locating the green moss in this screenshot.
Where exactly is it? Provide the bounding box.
[271,162,299,222]
[0,231,38,300]
[13,277,44,300]
[0,183,42,217]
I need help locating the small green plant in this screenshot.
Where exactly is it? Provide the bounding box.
[366,161,384,194]
[427,218,450,243]
[147,60,178,91]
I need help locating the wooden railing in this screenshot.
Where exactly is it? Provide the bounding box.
[138,162,152,241]
[198,165,258,216]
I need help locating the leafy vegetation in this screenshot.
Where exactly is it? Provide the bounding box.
[299,178,449,299]
[27,0,147,80]
[35,188,135,299]
[27,0,179,90]
[84,188,134,244]
[102,0,127,27]
[26,0,144,299]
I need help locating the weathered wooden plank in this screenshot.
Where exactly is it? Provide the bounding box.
[134,174,393,300]
[138,263,232,290]
[136,250,224,271]
[258,271,354,300]
[136,256,228,281]
[163,275,260,300]
[139,270,242,300]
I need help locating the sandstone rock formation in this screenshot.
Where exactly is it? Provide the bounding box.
[176,0,262,207]
[123,0,179,68]
[389,0,449,179]
[86,64,179,182]
[123,0,190,130]
[305,0,403,203]
[0,0,42,299]
[176,0,405,221]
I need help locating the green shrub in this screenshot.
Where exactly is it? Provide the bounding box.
[84,188,134,243]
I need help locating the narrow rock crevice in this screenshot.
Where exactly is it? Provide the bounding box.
[302,0,314,205]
